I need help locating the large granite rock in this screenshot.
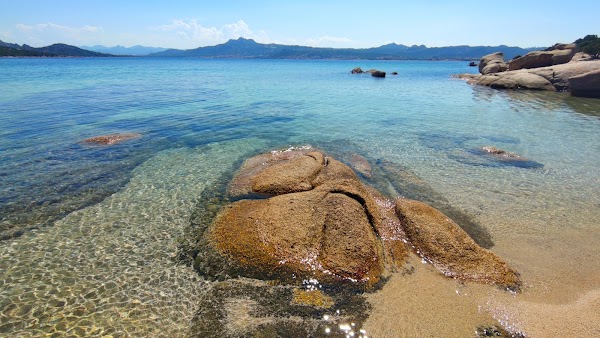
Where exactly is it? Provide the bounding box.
[489,72,555,91]
[570,52,593,62]
[210,149,407,288]
[508,44,578,71]
[395,199,521,290]
[479,52,508,75]
[455,60,600,93]
[195,147,520,290]
[568,68,600,98]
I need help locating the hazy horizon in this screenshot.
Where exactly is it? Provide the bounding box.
[1,1,598,50]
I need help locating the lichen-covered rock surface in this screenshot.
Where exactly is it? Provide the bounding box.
[186,146,520,291]
[395,199,521,290]
[209,147,406,288]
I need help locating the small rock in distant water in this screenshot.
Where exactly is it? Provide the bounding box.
[83,133,142,145]
[351,67,364,74]
[391,71,399,75]
[371,71,386,78]
[481,146,521,158]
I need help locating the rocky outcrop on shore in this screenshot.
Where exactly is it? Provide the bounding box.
[351,68,391,77]
[455,44,600,97]
[508,43,579,71]
[479,52,508,75]
[568,68,600,98]
[190,146,521,290]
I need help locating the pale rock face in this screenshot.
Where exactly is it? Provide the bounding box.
[479,52,508,75]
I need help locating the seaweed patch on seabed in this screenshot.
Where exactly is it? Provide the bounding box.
[178,153,372,338]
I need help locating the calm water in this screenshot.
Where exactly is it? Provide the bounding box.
[1,58,599,337]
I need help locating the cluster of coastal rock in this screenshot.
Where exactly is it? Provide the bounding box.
[456,44,600,98]
[185,146,520,291]
[351,67,398,78]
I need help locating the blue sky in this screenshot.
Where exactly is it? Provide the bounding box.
[1,0,598,49]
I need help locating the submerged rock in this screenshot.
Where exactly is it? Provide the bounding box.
[395,199,521,290]
[371,71,386,78]
[351,67,364,74]
[348,153,372,178]
[189,279,370,338]
[83,133,141,145]
[479,146,543,168]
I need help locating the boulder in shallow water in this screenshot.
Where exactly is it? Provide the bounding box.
[83,133,141,145]
[351,67,364,74]
[192,147,520,290]
[395,198,521,290]
[208,149,408,288]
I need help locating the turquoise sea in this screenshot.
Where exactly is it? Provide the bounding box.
[1,58,599,337]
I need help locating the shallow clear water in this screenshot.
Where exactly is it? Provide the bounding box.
[1,58,599,337]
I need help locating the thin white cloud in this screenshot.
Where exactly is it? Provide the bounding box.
[304,35,354,48]
[9,22,103,46]
[152,19,270,47]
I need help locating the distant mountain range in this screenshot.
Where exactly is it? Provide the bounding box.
[150,37,541,60]
[0,40,111,57]
[1,38,542,60]
[80,45,168,56]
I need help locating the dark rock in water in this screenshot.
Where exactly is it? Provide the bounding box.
[374,160,495,249]
[469,61,477,67]
[351,67,364,74]
[478,146,543,169]
[83,133,141,145]
[391,71,398,75]
[371,71,386,78]
[476,325,526,338]
[568,68,600,98]
[395,198,521,290]
[189,279,370,338]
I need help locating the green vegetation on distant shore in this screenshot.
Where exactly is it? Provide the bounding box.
[575,35,600,59]
[0,40,113,57]
[0,46,44,57]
